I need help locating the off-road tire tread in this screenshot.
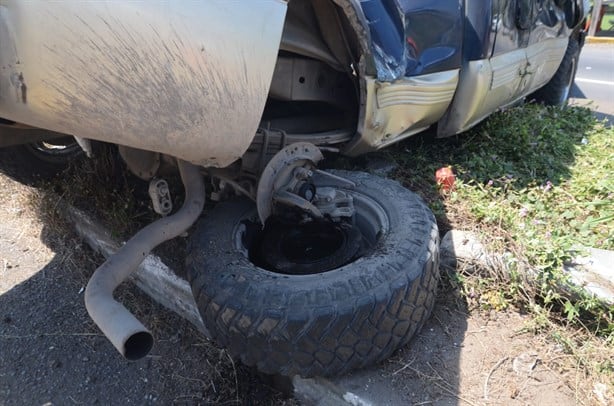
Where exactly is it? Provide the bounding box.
[186,171,440,377]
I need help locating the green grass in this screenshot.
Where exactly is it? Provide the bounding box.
[386,103,613,336]
[600,11,614,32]
[452,106,612,264]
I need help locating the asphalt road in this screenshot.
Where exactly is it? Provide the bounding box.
[0,159,290,405]
[571,43,614,119]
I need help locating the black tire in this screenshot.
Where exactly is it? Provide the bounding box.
[530,37,580,106]
[0,137,83,183]
[186,170,440,377]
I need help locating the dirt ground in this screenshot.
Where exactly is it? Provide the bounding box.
[0,169,609,405]
[335,295,598,405]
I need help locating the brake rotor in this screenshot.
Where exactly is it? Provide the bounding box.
[255,142,323,223]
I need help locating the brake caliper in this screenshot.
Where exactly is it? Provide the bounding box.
[256,142,355,223]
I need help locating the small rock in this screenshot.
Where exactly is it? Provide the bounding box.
[512,352,538,377]
[440,230,489,270]
[49,360,62,369]
[593,382,609,405]
[564,247,614,305]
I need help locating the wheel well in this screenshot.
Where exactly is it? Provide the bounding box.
[260,0,361,138]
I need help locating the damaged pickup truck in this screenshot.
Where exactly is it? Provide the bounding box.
[0,0,587,377]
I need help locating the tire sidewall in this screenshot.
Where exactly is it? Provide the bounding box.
[560,47,579,104]
[187,170,440,375]
[530,37,581,106]
[188,170,437,317]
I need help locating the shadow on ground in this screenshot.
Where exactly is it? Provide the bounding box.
[0,242,291,405]
[570,83,614,125]
[0,159,292,405]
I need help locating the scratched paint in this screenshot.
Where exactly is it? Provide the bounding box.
[0,1,287,167]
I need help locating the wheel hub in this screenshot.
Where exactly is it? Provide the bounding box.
[255,142,357,224]
[251,217,363,275]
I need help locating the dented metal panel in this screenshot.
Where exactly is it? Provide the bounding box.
[436,39,566,138]
[525,37,568,91]
[0,1,287,167]
[437,56,521,138]
[343,69,459,156]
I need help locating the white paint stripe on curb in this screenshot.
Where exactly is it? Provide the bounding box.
[575,77,614,86]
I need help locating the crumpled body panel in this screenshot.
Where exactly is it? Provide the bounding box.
[359,0,463,81]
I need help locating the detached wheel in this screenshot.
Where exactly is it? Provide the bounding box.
[530,37,580,106]
[186,170,440,377]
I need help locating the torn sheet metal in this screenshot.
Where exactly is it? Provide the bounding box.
[358,0,463,81]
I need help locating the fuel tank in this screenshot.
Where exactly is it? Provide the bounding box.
[0,1,287,167]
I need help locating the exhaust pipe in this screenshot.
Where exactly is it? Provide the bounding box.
[85,160,205,360]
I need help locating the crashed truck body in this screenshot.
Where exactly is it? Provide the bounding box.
[0,1,587,376]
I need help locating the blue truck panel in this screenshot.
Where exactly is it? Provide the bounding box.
[463,0,495,61]
[358,0,582,81]
[359,0,463,80]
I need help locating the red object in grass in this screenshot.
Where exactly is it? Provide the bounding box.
[435,166,455,191]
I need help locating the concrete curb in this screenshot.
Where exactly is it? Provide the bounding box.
[440,230,614,305]
[586,36,614,44]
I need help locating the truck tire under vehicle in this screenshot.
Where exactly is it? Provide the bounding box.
[0,137,83,183]
[186,170,440,377]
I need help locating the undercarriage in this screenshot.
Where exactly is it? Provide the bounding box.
[0,0,586,379]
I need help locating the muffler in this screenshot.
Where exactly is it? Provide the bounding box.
[84,160,205,360]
